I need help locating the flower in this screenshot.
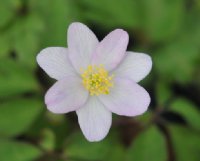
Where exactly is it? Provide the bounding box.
[36,22,152,142]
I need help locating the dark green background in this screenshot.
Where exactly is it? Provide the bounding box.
[0,0,200,161]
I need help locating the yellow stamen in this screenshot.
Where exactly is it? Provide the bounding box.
[81,65,114,96]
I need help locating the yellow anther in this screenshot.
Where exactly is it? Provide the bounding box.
[81,65,114,96]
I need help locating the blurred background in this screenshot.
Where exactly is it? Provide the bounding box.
[0,0,200,161]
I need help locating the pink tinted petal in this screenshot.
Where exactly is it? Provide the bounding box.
[113,52,152,82]
[36,47,76,80]
[92,29,129,71]
[76,97,112,142]
[68,22,99,73]
[45,76,88,114]
[98,78,150,116]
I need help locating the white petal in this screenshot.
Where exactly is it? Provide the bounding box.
[76,97,112,142]
[36,47,77,80]
[92,29,129,71]
[45,76,88,114]
[68,22,99,73]
[99,78,150,116]
[113,52,152,82]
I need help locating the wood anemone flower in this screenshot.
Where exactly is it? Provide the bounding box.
[36,22,152,142]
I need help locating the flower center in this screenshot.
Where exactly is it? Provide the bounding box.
[81,65,114,96]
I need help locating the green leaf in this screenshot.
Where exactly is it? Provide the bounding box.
[0,0,21,28]
[0,139,41,161]
[0,98,43,137]
[156,81,172,106]
[126,126,167,161]
[13,13,44,68]
[0,58,39,97]
[0,0,22,58]
[39,128,55,151]
[178,7,200,48]
[30,0,79,47]
[139,0,185,42]
[154,38,199,83]
[65,132,125,161]
[169,125,200,161]
[46,112,66,124]
[108,143,125,161]
[169,98,200,131]
[81,0,140,28]
[153,8,200,83]
[0,31,12,58]
[44,112,70,150]
[135,111,153,125]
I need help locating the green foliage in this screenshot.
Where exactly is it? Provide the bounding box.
[0,0,21,28]
[170,98,200,131]
[0,98,43,137]
[156,81,172,106]
[80,0,140,28]
[154,36,199,83]
[65,132,125,161]
[169,125,200,161]
[153,7,200,84]
[39,128,55,151]
[29,0,80,46]
[0,59,39,97]
[13,13,44,68]
[126,126,167,161]
[0,31,12,58]
[0,139,41,161]
[139,0,185,42]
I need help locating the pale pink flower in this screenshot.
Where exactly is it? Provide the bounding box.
[37,22,152,142]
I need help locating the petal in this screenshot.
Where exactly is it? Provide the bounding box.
[45,76,88,114]
[68,22,99,73]
[76,97,112,142]
[113,52,152,82]
[99,78,150,116]
[36,47,77,80]
[92,29,129,71]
